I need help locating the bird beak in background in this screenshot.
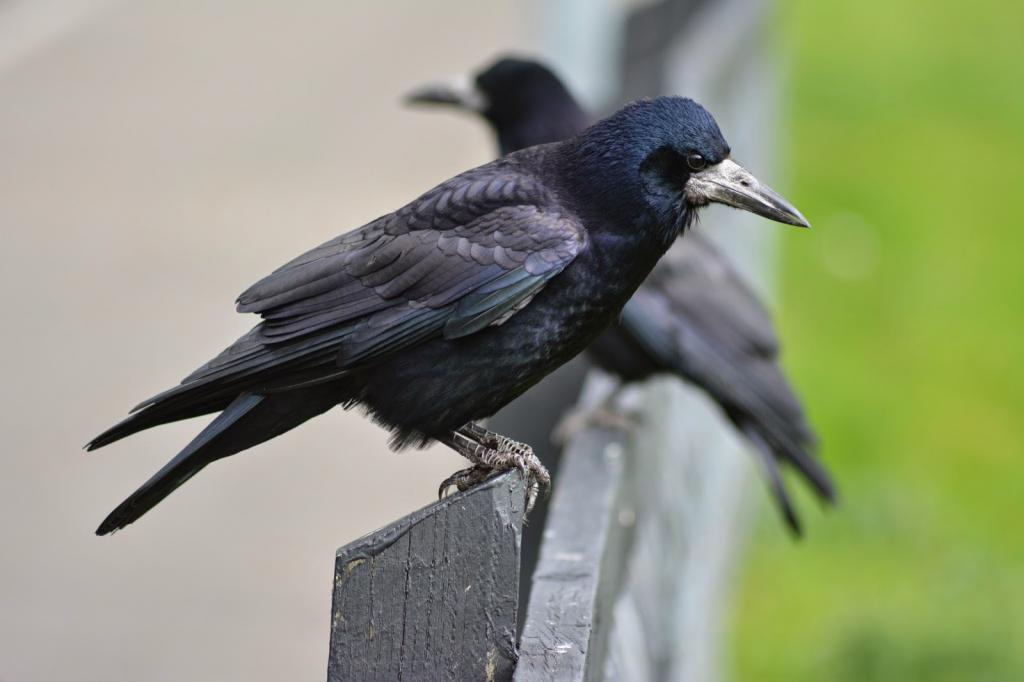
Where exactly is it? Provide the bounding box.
[404,76,488,112]
[685,159,810,228]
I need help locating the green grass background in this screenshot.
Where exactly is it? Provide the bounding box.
[728,1,1024,679]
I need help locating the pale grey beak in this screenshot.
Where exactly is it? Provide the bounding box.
[685,158,810,228]
[404,76,488,112]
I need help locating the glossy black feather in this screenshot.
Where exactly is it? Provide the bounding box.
[460,57,834,533]
[90,166,584,446]
[95,388,344,534]
[90,97,727,533]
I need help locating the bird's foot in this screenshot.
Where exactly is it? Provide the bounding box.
[484,441,550,513]
[461,425,551,510]
[439,425,550,512]
[552,404,639,445]
[437,464,494,499]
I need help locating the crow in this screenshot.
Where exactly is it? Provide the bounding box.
[88,95,808,535]
[408,57,834,533]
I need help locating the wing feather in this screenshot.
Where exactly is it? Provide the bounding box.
[234,170,583,348]
[140,162,584,412]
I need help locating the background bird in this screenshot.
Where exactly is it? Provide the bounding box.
[408,56,835,534]
[88,95,807,535]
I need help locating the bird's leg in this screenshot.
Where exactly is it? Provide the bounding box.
[460,422,551,510]
[437,423,550,512]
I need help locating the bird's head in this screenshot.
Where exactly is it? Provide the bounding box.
[405,56,588,154]
[571,97,809,240]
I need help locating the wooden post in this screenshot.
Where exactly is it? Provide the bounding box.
[327,470,527,682]
[513,424,631,682]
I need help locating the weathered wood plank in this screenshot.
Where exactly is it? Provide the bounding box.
[328,470,527,682]
[513,424,632,682]
[599,380,752,682]
[488,357,590,613]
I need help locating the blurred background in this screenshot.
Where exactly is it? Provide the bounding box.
[730,2,1024,680]
[0,1,1020,681]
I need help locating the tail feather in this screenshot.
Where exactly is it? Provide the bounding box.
[741,420,835,537]
[736,397,834,505]
[743,426,802,536]
[88,323,344,452]
[778,438,836,504]
[96,383,349,534]
[87,362,331,451]
[86,397,230,451]
[95,393,264,535]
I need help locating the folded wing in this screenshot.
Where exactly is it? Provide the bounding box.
[130,165,585,417]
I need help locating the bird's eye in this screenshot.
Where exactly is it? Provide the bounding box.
[686,152,706,171]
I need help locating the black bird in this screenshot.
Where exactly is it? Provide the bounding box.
[88,95,808,535]
[408,57,834,533]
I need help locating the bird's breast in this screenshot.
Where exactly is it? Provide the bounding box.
[512,233,667,357]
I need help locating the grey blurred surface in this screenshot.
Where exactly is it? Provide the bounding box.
[0,2,552,680]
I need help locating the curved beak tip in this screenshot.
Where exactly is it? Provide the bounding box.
[689,159,811,229]
[788,211,812,229]
[771,191,811,228]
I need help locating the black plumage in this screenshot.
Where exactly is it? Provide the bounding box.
[90,93,808,535]
[410,57,834,533]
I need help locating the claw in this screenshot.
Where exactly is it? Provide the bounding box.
[437,464,493,499]
[442,423,552,516]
